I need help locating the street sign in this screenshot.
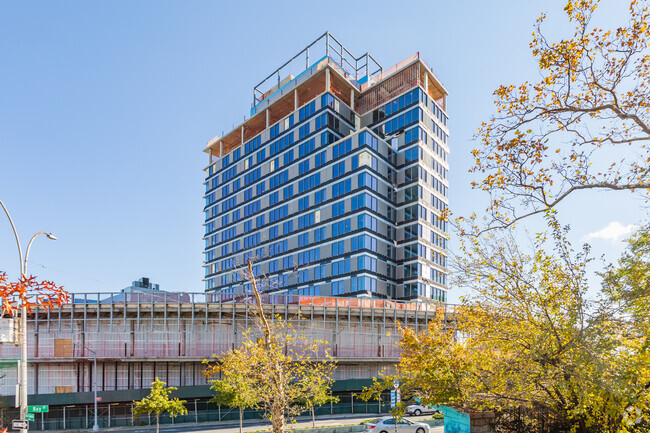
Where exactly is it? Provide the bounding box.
[27,405,48,413]
[25,414,35,422]
[12,420,28,430]
[390,390,396,408]
[393,379,400,389]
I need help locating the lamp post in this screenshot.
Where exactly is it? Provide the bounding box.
[0,199,57,433]
[74,343,99,431]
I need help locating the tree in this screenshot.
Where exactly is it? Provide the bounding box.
[601,224,650,429]
[204,261,337,433]
[364,218,650,432]
[0,272,68,318]
[204,355,260,433]
[467,0,650,232]
[601,223,650,324]
[132,378,187,433]
[297,364,338,428]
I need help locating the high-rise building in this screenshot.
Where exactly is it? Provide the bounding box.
[203,33,449,302]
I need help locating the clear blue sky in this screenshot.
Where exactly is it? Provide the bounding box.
[0,1,645,300]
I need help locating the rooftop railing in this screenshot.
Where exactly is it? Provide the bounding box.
[58,291,453,312]
[252,32,382,108]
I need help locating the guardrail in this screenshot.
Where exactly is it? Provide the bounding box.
[62,291,455,313]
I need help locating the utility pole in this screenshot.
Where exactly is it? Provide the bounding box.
[1,199,57,433]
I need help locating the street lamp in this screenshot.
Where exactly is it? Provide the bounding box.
[74,343,99,431]
[0,199,57,433]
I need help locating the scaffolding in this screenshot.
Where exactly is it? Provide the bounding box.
[0,293,454,396]
[0,293,455,430]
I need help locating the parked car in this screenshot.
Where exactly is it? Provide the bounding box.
[405,404,441,416]
[363,417,430,433]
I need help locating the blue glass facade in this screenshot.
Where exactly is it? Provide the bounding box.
[204,50,449,302]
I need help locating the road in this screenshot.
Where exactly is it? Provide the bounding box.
[84,415,443,433]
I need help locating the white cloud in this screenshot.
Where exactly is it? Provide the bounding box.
[584,221,637,242]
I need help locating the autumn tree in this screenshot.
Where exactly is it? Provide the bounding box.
[601,223,650,325]
[601,224,650,429]
[205,355,260,433]
[297,364,338,428]
[1,200,69,316]
[132,378,187,433]
[467,0,650,232]
[0,271,68,318]
[393,1,650,431]
[365,218,650,432]
[204,261,337,433]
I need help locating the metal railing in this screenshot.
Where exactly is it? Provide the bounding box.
[58,291,455,312]
[253,32,382,107]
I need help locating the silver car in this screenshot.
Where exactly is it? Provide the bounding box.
[363,417,430,433]
[405,404,441,416]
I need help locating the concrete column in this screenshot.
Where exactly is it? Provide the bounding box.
[423,71,428,93]
[241,126,245,145]
[350,89,355,110]
[219,141,223,158]
[294,89,298,110]
[325,68,331,92]
[266,109,270,128]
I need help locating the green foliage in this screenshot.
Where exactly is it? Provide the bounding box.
[363,219,650,433]
[297,364,339,420]
[601,224,650,431]
[602,223,650,325]
[206,316,336,433]
[133,378,187,433]
[207,360,260,433]
[204,260,337,433]
[389,402,406,421]
[299,368,338,408]
[207,359,259,410]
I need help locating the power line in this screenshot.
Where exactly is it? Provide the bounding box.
[27,261,107,284]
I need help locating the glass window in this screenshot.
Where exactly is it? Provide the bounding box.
[299,124,310,139]
[299,160,310,175]
[315,189,326,204]
[332,201,345,217]
[283,185,293,200]
[315,151,327,166]
[332,161,345,178]
[284,150,294,166]
[299,196,310,211]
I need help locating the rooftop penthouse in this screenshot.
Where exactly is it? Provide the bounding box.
[205,32,448,162]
